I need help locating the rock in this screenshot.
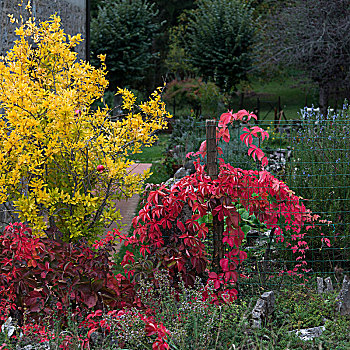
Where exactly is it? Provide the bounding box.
[1,316,15,338]
[251,298,266,321]
[163,177,181,188]
[317,277,324,294]
[18,342,50,350]
[324,277,334,293]
[260,291,275,315]
[251,318,262,329]
[289,326,325,341]
[178,203,193,224]
[251,291,275,328]
[317,277,334,294]
[174,167,187,179]
[336,275,350,315]
[184,160,196,174]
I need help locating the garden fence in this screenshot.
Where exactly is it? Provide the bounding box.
[195,115,350,294]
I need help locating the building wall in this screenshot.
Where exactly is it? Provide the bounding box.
[0,0,86,59]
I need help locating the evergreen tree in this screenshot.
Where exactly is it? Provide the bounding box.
[90,0,161,91]
[185,0,256,92]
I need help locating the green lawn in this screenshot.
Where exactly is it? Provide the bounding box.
[130,133,170,163]
[169,77,321,121]
[241,77,319,121]
[130,133,171,184]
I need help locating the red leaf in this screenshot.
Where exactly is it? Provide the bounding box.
[82,292,98,308]
[208,272,218,279]
[218,111,232,127]
[239,250,247,262]
[220,258,229,271]
[222,128,230,142]
[177,221,185,233]
[199,140,207,153]
[24,291,44,313]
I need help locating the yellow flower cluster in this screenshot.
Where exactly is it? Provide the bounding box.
[0,15,171,241]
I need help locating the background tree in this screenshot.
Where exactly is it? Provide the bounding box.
[165,11,196,80]
[260,0,350,116]
[90,0,101,18]
[90,0,161,91]
[150,0,195,27]
[184,0,256,93]
[148,0,196,84]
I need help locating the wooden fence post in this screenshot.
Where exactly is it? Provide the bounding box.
[256,97,260,124]
[206,120,224,271]
[206,120,218,179]
[173,96,176,117]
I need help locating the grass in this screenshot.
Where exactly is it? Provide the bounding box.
[239,77,319,121]
[130,133,170,163]
[129,132,172,184]
[169,76,321,121]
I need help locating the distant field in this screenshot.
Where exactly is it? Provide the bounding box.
[238,78,319,121]
[168,77,321,121]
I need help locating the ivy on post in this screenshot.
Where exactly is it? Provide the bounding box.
[206,120,224,271]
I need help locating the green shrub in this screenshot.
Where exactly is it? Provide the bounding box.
[164,78,224,118]
[185,0,256,92]
[91,0,161,91]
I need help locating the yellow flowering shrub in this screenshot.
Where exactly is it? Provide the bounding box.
[0,15,171,240]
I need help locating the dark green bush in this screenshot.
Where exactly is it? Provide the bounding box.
[91,0,161,91]
[185,0,256,92]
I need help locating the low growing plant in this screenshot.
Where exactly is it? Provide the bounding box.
[0,222,137,326]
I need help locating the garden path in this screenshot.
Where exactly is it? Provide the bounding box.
[106,163,152,252]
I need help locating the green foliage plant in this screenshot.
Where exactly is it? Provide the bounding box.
[164,78,224,118]
[91,0,161,90]
[185,0,256,92]
[167,114,204,160]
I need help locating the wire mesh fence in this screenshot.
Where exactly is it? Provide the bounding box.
[182,109,350,294]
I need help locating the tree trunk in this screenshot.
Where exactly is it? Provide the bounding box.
[319,84,329,118]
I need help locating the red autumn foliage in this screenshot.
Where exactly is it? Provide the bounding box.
[118,110,323,302]
[0,109,328,349]
[0,223,137,324]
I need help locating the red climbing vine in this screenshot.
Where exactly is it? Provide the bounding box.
[118,109,325,302]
